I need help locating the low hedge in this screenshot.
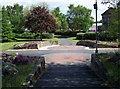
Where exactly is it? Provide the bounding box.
[76,33,85,40]
[15,33,54,39]
[76,32,96,40]
[55,30,78,37]
[84,32,96,40]
[76,32,118,41]
[62,31,77,37]
[55,30,62,35]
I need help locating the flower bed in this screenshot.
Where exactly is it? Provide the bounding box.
[91,52,120,88]
[1,53,42,88]
[13,40,59,49]
[76,40,119,48]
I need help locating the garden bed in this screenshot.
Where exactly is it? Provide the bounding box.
[76,40,119,48]
[13,40,59,49]
[1,53,45,88]
[91,52,120,89]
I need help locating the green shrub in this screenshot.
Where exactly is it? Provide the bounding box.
[62,31,77,37]
[98,32,117,41]
[2,62,18,76]
[55,29,63,35]
[16,32,54,39]
[84,32,96,40]
[76,33,85,40]
[76,32,96,40]
[2,31,15,42]
[15,32,35,39]
[42,33,54,39]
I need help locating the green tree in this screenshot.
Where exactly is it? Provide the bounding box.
[51,7,68,31]
[25,6,56,41]
[67,4,93,32]
[6,4,25,33]
[2,6,15,42]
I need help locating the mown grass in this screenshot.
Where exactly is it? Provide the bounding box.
[1,37,60,51]
[1,42,26,51]
[67,37,79,43]
[2,61,37,88]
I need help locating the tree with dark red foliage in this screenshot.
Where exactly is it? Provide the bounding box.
[25,6,56,40]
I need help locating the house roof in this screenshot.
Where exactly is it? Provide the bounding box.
[101,7,114,16]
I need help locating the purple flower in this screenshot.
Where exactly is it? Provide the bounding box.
[0,53,10,57]
[107,56,120,62]
[12,55,36,64]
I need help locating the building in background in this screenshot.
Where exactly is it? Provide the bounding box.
[101,7,114,31]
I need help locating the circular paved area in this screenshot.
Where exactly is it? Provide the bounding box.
[44,53,91,65]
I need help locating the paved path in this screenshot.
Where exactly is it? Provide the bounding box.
[33,39,109,88]
[59,38,76,46]
[5,38,116,88]
[34,53,109,88]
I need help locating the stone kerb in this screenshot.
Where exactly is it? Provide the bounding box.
[21,56,45,88]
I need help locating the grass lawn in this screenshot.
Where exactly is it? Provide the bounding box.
[2,61,37,88]
[67,37,79,43]
[1,38,60,51]
[1,42,26,51]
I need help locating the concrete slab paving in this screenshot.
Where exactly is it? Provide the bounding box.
[33,53,109,88]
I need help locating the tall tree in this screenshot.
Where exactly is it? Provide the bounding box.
[51,7,68,30]
[2,6,15,42]
[25,6,56,41]
[67,4,93,32]
[6,4,25,33]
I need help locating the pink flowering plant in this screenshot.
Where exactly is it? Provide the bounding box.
[107,52,120,66]
[98,52,120,87]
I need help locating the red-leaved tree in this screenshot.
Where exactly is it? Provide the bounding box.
[25,6,56,40]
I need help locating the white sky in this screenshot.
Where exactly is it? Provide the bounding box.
[0,0,110,21]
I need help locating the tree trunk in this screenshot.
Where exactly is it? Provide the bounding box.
[40,32,42,41]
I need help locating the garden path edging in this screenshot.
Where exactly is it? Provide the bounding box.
[21,56,45,88]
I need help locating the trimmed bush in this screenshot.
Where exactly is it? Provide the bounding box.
[62,31,77,37]
[84,32,96,40]
[16,32,54,39]
[55,29,62,35]
[76,32,96,40]
[76,33,85,40]
[15,32,35,39]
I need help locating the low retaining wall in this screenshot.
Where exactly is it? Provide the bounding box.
[14,40,59,49]
[91,54,108,80]
[91,54,120,89]
[21,56,45,88]
[76,40,119,48]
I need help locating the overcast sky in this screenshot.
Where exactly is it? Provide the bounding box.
[0,0,110,21]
